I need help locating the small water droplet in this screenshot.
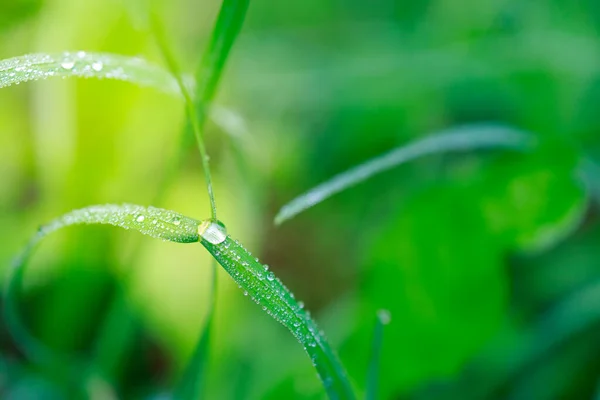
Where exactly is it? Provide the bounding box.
[91,61,103,72]
[77,51,86,58]
[377,309,392,325]
[172,217,181,226]
[297,301,304,309]
[267,272,275,281]
[136,215,145,222]
[243,291,248,296]
[264,264,269,271]
[61,60,75,70]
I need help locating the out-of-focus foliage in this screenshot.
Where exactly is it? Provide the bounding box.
[1,0,600,399]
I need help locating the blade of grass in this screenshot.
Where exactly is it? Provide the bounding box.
[365,310,390,400]
[0,52,248,141]
[0,52,180,92]
[274,124,536,225]
[3,205,200,377]
[198,220,356,400]
[192,0,250,129]
[173,259,217,400]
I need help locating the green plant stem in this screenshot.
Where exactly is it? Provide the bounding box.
[150,12,218,219]
[365,310,390,400]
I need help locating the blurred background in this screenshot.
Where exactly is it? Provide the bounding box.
[1,0,600,398]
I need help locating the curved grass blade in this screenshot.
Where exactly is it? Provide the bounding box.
[0,52,180,93]
[275,124,536,225]
[365,310,391,400]
[198,220,356,400]
[3,205,200,375]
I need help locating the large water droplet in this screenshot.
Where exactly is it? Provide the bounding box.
[61,60,75,70]
[136,215,145,222]
[377,309,392,325]
[198,219,227,244]
[91,61,103,72]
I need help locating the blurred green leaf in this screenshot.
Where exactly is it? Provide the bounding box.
[0,0,43,32]
[478,143,586,252]
[275,124,535,225]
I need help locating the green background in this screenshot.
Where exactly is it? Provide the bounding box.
[1,0,599,398]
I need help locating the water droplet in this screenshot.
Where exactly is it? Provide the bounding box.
[61,60,75,70]
[172,217,181,226]
[297,301,304,309]
[77,51,86,58]
[136,215,145,222]
[264,264,269,271]
[243,291,248,296]
[267,272,275,281]
[91,61,103,72]
[377,309,392,325]
[198,219,227,244]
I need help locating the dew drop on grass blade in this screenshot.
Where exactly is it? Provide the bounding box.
[197,220,356,400]
[275,123,536,225]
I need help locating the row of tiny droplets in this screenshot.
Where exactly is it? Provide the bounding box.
[35,204,200,243]
[0,51,163,88]
[208,235,337,390]
[204,233,334,367]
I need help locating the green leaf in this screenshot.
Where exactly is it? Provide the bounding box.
[478,146,586,253]
[3,204,200,378]
[274,123,535,225]
[349,185,506,396]
[0,52,180,92]
[198,220,356,400]
[365,310,391,400]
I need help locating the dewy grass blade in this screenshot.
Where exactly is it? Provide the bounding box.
[365,310,391,400]
[198,220,356,400]
[0,52,247,138]
[275,124,536,225]
[3,205,200,375]
[0,52,180,92]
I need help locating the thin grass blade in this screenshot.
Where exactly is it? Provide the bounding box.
[365,310,391,400]
[3,205,200,376]
[275,124,536,225]
[174,260,217,400]
[193,0,250,128]
[198,220,356,400]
